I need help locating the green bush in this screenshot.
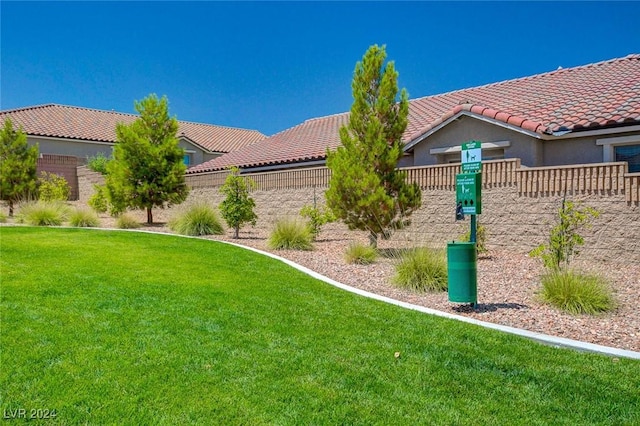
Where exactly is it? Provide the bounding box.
[88,185,109,213]
[86,152,111,175]
[267,218,313,250]
[17,201,69,226]
[69,208,100,227]
[392,247,448,292]
[169,204,224,236]
[300,204,336,241]
[0,211,6,223]
[38,172,71,201]
[344,242,377,264]
[539,270,616,315]
[115,214,140,229]
[460,224,488,255]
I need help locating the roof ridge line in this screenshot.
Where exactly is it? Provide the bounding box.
[176,117,265,134]
[409,53,640,104]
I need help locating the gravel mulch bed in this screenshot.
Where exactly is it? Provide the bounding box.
[200,228,640,354]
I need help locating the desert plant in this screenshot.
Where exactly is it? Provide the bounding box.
[115,214,141,229]
[530,200,599,270]
[86,152,111,175]
[38,171,71,202]
[460,223,488,255]
[219,167,257,238]
[344,242,378,264]
[169,203,224,236]
[69,208,100,227]
[267,217,313,250]
[88,185,109,213]
[16,200,69,226]
[392,247,448,292]
[538,269,615,315]
[300,203,336,241]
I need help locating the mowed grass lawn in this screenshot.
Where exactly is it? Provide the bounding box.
[1,227,638,425]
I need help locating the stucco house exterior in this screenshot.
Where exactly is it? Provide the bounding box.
[187,54,640,176]
[0,104,266,167]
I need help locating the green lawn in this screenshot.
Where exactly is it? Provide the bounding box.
[1,227,638,425]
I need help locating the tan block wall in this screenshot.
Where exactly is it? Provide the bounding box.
[77,162,640,263]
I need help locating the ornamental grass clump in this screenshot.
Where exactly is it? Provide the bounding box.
[539,270,616,315]
[69,208,100,227]
[344,242,377,264]
[115,213,140,229]
[392,247,447,292]
[169,203,224,236]
[17,200,69,226]
[268,217,313,250]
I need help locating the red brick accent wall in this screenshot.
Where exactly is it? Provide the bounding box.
[37,154,79,200]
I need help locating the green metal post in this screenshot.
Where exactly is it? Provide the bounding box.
[470,214,477,243]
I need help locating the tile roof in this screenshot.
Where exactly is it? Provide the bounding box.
[0,104,266,154]
[188,54,640,174]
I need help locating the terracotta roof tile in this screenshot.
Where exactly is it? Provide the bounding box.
[0,104,266,153]
[189,54,640,173]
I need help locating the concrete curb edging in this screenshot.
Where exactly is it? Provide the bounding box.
[219,239,640,361]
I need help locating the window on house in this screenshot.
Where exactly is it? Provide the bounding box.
[183,154,192,166]
[615,144,640,173]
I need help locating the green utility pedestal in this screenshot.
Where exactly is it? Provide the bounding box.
[447,242,477,304]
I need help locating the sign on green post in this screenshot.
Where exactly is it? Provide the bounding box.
[456,172,482,215]
[461,140,482,173]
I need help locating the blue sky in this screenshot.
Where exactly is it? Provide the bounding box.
[2,1,639,136]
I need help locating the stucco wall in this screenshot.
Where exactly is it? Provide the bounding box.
[411,116,544,167]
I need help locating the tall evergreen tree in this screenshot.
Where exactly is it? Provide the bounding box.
[326,45,421,247]
[105,94,189,224]
[0,119,38,216]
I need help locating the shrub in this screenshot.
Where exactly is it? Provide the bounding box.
[219,167,257,238]
[115,214,140,229]
[459,224,488,255]
[38,172,71,201]
[88,185,109,213]
[87,152,111,175]
[392,247,448,292]
[267,218,313,250]
[539,270,616,315]
[0,211,6,223]
[344,242,377,264]
[300,204,336,241]
[169,204,224,236]
[530,200,599,270]
[69,208,100,227]
[17,200,69,226]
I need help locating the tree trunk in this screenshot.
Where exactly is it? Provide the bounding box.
[8,200,14,217]
[147,207,153,224]
[368,231,378,248]
[234,226,239,239]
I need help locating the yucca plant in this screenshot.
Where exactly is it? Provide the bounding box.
[539,269,615,315]
[392,247,448,292]
[267,217,313,250]
[69,208,100,227]
[115,213,141,229]
[169,203,224,236]
[344,242,377,264]
[16,200,69,226]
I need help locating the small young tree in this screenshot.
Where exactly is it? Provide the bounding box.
[326,45,421,247]
[530,200,600,270]
[219,167,257,238]
[105,94,189,223]
[0,119,38,216]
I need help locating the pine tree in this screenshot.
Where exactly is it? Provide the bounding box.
[105,94,188,223]
[0,118,38,216]
[219,167,257,238]
[326,45,421,247]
